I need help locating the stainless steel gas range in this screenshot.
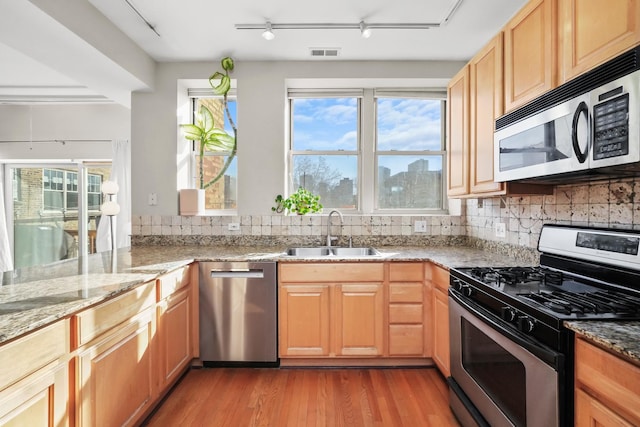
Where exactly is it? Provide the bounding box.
[448,224,640,427]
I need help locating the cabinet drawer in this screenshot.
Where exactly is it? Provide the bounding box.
[389,283,423,303]
[279,263,384,283]
[389,304,423,323]
[389,324,424,355]
[389,263,423,282]
[575,337,640,422]
[0,319,68,390]
[157,266,190,300]
[75,281,156,347]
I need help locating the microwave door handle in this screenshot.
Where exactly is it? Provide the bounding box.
[572,101,589,163]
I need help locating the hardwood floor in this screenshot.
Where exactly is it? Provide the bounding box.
[143,367,460,427]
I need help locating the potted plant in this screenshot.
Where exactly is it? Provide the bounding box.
[179,57,236,215]
[272,188,323,215]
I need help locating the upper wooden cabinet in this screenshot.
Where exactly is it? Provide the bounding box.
[504,0,557,112]
[470,33,504,194]
[447,66,470,197]
[560,0,640,83]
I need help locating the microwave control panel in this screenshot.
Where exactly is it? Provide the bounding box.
[593,92,629,160]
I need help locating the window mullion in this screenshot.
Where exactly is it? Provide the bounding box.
[361,89,375,214]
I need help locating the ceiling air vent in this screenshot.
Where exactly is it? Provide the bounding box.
[309,48,341,58]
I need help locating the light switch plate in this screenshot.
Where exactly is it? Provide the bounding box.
[228,222,240,231]
[495,222,506,238]
[148,193,157,206]
[414,220,427,233]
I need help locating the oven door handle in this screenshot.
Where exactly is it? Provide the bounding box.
[449,289,563,369]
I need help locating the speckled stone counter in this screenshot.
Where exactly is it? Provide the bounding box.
[565,321,640,364]
[0,244,535,346]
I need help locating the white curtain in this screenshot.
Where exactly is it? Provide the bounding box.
[96,139,131,252]
[0,165,13,272]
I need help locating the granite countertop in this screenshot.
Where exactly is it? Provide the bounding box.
[565,320,640,364]
[0,244,533,346]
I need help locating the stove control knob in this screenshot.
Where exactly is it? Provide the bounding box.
[517,316,536,333]
[501,307,517,322]
[461,285,473,297]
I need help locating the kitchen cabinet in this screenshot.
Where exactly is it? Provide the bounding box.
[574,336,640,426]
[388,263,429,357]
[278,263,384,360]
[447,33,553,198]
[559,0,640,83]
[74,281,157,427]
[447,65,470,197]
[503,0,557,112]
[156,265,195,392]
[429,264,450,377]
[0,319,69,427]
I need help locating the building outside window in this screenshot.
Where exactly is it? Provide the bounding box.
[190,94,237,212]
[289,89,446,213]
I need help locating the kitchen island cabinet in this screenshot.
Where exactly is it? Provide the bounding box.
[74,281,157,427]
[574,336,640,426]
[0,319,69,427]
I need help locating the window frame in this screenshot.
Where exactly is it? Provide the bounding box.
[287,88,448,214]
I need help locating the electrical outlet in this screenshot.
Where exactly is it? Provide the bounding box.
[495,222,506,238]
[414,220,427,233]
[227,222,240,231]
[148,193,157,206]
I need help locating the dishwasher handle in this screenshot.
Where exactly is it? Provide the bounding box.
[209,269,265,279]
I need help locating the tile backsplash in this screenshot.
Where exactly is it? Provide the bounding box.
[132,177,640,251]
[466,177,639,248]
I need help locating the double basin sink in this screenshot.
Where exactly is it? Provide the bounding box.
[284,246,381,258]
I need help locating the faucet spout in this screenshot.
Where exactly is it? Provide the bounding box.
[326,209,344,247]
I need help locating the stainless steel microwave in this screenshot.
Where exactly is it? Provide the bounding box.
[494,47,640,184]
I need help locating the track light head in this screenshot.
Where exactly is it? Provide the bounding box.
[262,22,275,40]
[359,21,372,38]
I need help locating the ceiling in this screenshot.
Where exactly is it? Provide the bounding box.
[0,0,527,106]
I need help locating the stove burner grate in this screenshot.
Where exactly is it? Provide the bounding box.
[470,266,563,287]
[518,289,640,315]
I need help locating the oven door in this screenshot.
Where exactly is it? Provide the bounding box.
[448,290,563,427]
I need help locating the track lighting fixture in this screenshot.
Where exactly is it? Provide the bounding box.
[262,21,275,40]
[359,21,371,38]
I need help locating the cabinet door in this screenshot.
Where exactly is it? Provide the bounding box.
[504,0,557,111]
[470,33,504,194]
[560,0,640,82]
[335,283,384,356]
[279,284,330,357]
[432,288,450,377]
[76,308,156,427]
[447,66,470,197]
[575,388,635,427]
[0,362,68,427]
[157,286,192,391]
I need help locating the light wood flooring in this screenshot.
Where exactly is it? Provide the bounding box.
[143,367,460,426]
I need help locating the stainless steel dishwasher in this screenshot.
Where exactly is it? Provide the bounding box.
[198,261,278,366]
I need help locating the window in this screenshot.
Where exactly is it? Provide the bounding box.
[43,168,102,212]
[291,96,359,209]
[289,89,446,213]
[190,94,237,211]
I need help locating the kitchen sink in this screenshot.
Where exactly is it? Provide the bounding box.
[284,247,381,257]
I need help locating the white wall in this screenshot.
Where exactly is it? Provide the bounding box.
[131,59,465,216]
[0,104,130,161]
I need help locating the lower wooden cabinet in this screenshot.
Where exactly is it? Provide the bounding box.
[574,336,640,426]
[0,320,69,427]
[430,264,451,377]
[76,307,156,427]
[157,285,192,390]
[279,261,446,365]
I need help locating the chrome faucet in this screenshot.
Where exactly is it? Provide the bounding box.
[326,209,344,247]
